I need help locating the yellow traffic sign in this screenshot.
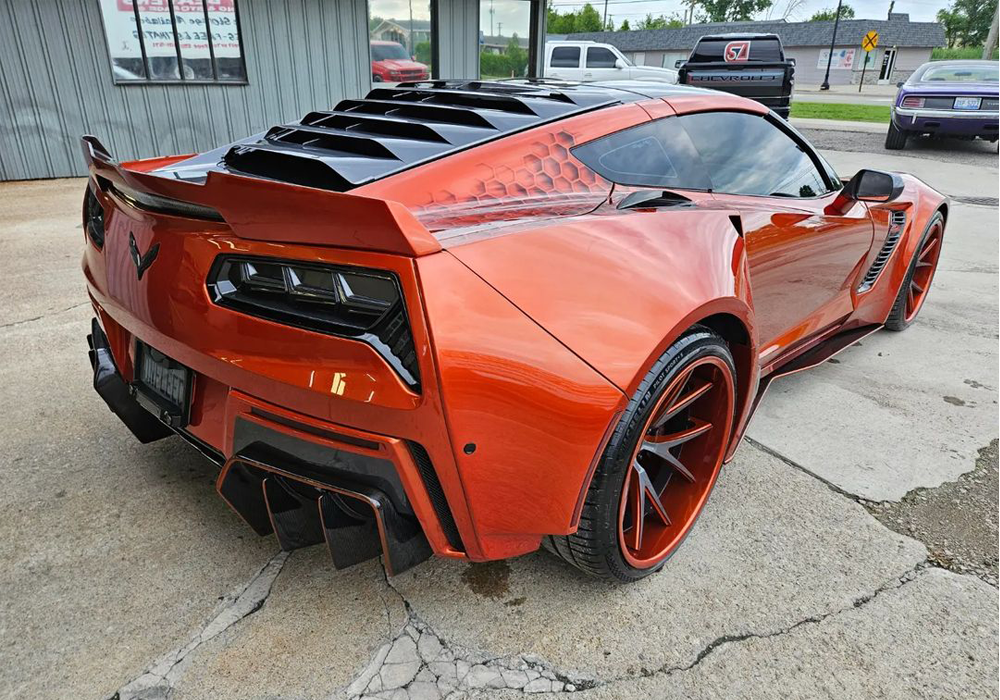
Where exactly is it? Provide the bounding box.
[862,31,879,52]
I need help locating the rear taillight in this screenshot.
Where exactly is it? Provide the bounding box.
[207,256,420,389]
[84,183,105,249]
[901,96,924,108]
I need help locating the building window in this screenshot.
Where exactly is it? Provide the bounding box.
[368,1,435,85]
[99,0,247,84]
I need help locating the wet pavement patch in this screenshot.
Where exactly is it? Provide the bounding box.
[461,560,511,600]
[864,439,999,586]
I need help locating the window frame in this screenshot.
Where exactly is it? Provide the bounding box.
[586,46,619,69]
[100,0,249,86]
[570,109,841,200]
[549,45,581,68]
[679,110,841,200]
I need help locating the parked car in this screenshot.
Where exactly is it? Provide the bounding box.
[81,81,945,582]
[886,60,999,149]
[370,40,429,83]
[677,33,795,119]
[544,41,678,83]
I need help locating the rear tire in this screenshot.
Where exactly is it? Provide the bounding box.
[885,121,907,150]
[544,327,736,582]
[885,212,944,331]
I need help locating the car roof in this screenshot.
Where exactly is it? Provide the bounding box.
[190,80,755,192]
[698,33,780,40]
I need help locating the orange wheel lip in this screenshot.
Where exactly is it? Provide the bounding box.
[904,221,943,323]
[617,355,735,570]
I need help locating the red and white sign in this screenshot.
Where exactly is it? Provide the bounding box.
[724,41,750,63]
[100,0,240,60]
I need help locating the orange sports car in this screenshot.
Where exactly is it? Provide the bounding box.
[82,80,946,582]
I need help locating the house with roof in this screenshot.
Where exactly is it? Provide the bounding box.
[554,13,945,86]
[370,18,433,53]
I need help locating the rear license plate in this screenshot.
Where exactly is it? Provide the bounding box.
[134,342,192,426]
[954,97,982,110]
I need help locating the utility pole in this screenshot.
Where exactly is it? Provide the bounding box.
[489,0,494,37]
[820,0,843,91]
[497,21,502,39]
[603,0,609,30]
[886,0,894,20]
[984,1,999,59]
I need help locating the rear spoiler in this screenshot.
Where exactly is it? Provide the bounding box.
[81,136,441,257]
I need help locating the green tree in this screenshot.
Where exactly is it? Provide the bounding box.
[369,15,384,32]
[576,3,604,31]
[619,18,631,31]
[547,2,578,33]
[937,0,997,47]
[698,0,774,22]
[809,4,855,21]
[636,13,684,29]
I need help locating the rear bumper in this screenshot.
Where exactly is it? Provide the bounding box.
[893,107,999,136]
[87,317,463,574]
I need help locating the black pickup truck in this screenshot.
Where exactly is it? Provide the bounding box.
[677,34,795,119]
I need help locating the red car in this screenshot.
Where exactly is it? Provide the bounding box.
[370,40,429,83]
[82,80,946,582]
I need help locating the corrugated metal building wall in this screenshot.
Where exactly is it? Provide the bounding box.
[0,0,380,180]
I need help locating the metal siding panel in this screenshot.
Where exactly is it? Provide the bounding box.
[2,0,372,180]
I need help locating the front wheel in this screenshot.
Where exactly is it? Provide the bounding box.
[544,327,736,582]
[885,121,907,150]
[885,212,944,331]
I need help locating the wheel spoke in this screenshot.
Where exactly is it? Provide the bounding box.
[915,260,934,269]
[911,280,924,295]
[641,420,713,484]
[907,286,916,312]
[651,379,713,429]
[626,461,671,552]
[918,237,939,261]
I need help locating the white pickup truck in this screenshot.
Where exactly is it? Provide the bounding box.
[543,41,678,83]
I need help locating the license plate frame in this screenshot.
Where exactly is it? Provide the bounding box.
[953,96,982,111]
[133,341,193,428]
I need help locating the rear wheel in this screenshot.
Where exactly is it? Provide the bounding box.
[885,121,907,150]
[544,327,736,582]
[885,212,944,331]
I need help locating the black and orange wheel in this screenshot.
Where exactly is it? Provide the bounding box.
[886,211,944,331]
[545,327,736,582]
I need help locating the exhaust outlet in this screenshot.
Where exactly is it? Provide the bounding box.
[217,452,432,576]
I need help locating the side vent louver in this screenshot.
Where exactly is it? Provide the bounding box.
[406,441,464,552]
[220,81,619,191]
[858,210,907,293]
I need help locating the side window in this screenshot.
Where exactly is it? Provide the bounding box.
[571,118,712,190]
[550,47,581,68]
[586,47,618,68]
[679,112,831,198]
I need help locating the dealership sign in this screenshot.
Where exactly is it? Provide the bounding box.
[101,0,240,60]
[817,48,856,70]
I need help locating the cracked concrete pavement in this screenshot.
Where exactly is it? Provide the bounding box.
[1,143,997,700]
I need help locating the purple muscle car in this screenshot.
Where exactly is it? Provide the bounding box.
[886,60,999,150]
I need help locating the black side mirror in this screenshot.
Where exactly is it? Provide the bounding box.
[896,81,905,88]
[844,169,904,203]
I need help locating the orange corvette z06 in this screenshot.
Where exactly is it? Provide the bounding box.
[82,81,946,581]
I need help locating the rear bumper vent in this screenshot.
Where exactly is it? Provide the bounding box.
[406,441,464,552]
[858,210,907,293]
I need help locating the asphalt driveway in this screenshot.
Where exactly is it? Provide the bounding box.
[1,132,997,700]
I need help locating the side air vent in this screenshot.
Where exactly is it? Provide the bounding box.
[84,184,105,249]
[858,210,907,293]
[406,441,464,552]
[220,81,619,191]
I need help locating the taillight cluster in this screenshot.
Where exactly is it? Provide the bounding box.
[84,184,105,249]
[900,96,924,108]
[207,256,420,388]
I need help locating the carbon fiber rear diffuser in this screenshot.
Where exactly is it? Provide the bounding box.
[217,454,432,576]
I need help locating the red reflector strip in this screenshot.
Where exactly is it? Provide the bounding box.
[901,96,924,108]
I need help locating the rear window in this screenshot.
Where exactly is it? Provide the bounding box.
[571,118,711,190]
[918,63,998,83]
[550,46,580,68]
[690,37,782,63]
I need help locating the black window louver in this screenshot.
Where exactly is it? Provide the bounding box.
[219,81,618,191]
[858,210,907,293]
[406,441,464,552]
[84,184,105,249]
